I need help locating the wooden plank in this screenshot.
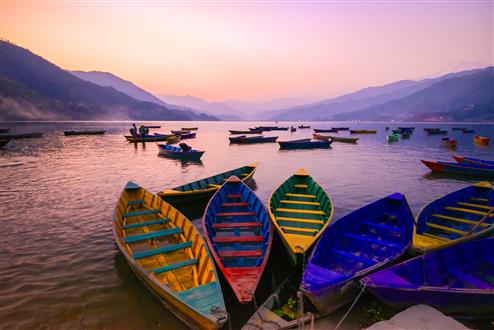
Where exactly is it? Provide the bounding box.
[211,222,262,229]
[221,202,249,207]
[446,207,494,217]
[133,241,193,259]
[275,216,324,225]
[332,249,373,265]
[281,226,317,234]
[294,184,308,188]
[426,222,468,235]
[124,227,182,244]
[227,194,242,198]
[207,184,221,188]
[285,193,316,199]
[280,200,320,206]
[470,197,489,203]
[122,218,169,230]
[344,233,401,248]
[275,208,324,215]
[123,209,159,218]
[150,258,198,274]
[128,199,145,205]
[218,250,263,258]
[457,202,494,211]
[423,232,451,241]
[214,236,263,243]
[432,213,489,227]
[216,211,256,217]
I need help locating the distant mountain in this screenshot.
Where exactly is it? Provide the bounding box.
[333,67,494,122]
[0,41,218,121]
[265,67,489,121]
[223,96,316,119]
[159,94,242,120]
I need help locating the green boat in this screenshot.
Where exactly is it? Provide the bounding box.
[268,168,334,265]
[328,135,359,143]
[387,133,400,142]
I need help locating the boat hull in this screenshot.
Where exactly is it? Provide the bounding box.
[278,140,332,149]
[454,155,494,167]
[229,136,278,144]
[64,130,106,136]
[421,160,494,177]
[328,136,358,143]
[125,135,168,142]
[0,139,10,148]
[0,133,43,139]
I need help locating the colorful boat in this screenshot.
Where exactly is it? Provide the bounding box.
[157,144,205,160]
[421,160,494,177]
[171,130,191,135]
[157,164,257,205]
[312,133,331,141]
[181,127,198,131]
[229,135,278,144]
[301,193,414,314]
[413,182,494,253]
[125,134,169,142]
[314,128,337,133]
[166,135,181,144]
[328,135,358,143]
[298,125,311,129]
[362,238,494,318]
[349,130,377,134]
[229,130,262,135]
[441,137,457,148]
[113,182,227,329]
[387,134,400,142]
[0,132,43,139]
[454,155,494,167]
[268,169,333,265]
[177,132,197,139]
[474,135,490,145]
[202,176,272,303]
[64,130,106,136]
[278,139,332,150]
[0,139,11,148]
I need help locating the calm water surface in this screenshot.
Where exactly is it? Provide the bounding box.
[0,121,493,329]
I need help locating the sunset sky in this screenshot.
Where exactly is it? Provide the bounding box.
[2,0,493,102]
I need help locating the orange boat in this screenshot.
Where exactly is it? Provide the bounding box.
[474,135,490,145]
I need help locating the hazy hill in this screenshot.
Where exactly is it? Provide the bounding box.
[0,41,218,121]
[159,94,242,120]
[332,67,494,122]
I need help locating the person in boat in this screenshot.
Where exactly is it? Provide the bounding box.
[138,125,146,138]
[179,142,192,152]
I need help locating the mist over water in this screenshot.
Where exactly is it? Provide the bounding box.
[0,121,492,329]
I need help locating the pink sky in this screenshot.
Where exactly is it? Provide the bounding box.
[2,1,493,101]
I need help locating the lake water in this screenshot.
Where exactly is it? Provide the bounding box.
[0,121,492,329]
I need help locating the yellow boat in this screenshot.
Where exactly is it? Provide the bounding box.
[166,135,181,144]
[413,181,494,253]
[268,169,334,265]
[114,182,228,329]
[349,129,378,134]
[158,163,257,205]
[181,127,199,131]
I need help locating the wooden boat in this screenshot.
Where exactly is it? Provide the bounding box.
[454,155,494,167]
[401,131,411,139]
[177,132,197,139]
[298,125,311,129]
[452,127,467,131]
[278,139,332,150]
[157,144,205,160]
[248,128,264,133]
[312,133,331,141]
[0,129,10,133]
[113,182,228,329]
[397,126,415,131]
[427,130,448,135]
[64,130,106,136]
[421,160,494,177]
[424,128,440,132]
[229,130,262,135]
[474,135,490,145]
[413,182,493,253]
[171,130,190,135]
[313,128,337,133]
[0,132,43,139]
[387,134,400,142]
[328,135,358,143]
[271,127,289,131]
[349,130,377,134]
[268,169,333,265]
[166,135,181,144]
[242,272,322,330]
[441,137,457,148]
[125,134,169,142]
[255,126,278,131]
[158,163,257,205]
[229,135,278,144]
[332,127,349,131]
[290,127,296,132]
[362,237,494,318]
[0,139,11,148]
[143,125,161,129]
[301,193,415,314]
[181,127,198,131]
[202,176,272,303]
[462,129,475,133]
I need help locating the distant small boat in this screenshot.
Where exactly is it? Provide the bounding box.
[312,133,331,141]
[278,139,332,150]
[171,129,190,135]
[298,125,311,129]
[158,144,204,160]
[412,181,493,253]
[328,135,359,143]
[332,127,350,131]
[349,130,377,134]
[314,128,337,133]
[0,129,10,133]
[255,126,278,131]
[474,135,490,145]
[114,182,227,329]
[177,132,197,139]
[424,128,440,132]
[421,160,494,177]
[229,130,262,135]
[427,130,448,135]
[392,128,413,134]
[0,139,11,148]
[0,132,43,139]
[166,135,181,144]
[203,176,272,304]
[362,238,494,318]
[462,129,475,133]
[454,155,494,167]
[64,130,106,136]
[441,137,457,148]
[302,193,414,314]
[387,134,400,142]
[290,127,296,132]
[229,135,278,144]
[143,125,161,129]
[397,127,415,131]
[248,128,264,133]
[271,127,289,131]
[385,127,390,130]
[125,134,169,142]
[158,163,257,205]
[181,127,198,131]
[401,131,411,139]
[452,127,467,131]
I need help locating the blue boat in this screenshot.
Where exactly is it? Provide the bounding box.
[413,182,494,253]
[278,139,333,150]
[454,155,494,167]
[176,132,197,139]
[203,176,272,304]
[362,238,494,318]
[422,160,494,177]
[301,193,414,314]
[157,144,205,160]
[229,135,278,144]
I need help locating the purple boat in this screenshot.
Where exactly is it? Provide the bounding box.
[362,238,494,318]
[177,132,197,139]
[301,193,414,314]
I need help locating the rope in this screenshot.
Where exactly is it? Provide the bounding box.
[333,285,366,330]
[297,246,307,330]
[248,290,281,329]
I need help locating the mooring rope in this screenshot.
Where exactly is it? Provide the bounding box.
[334,285,366,330]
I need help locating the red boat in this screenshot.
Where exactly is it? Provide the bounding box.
[441,137,457,148]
